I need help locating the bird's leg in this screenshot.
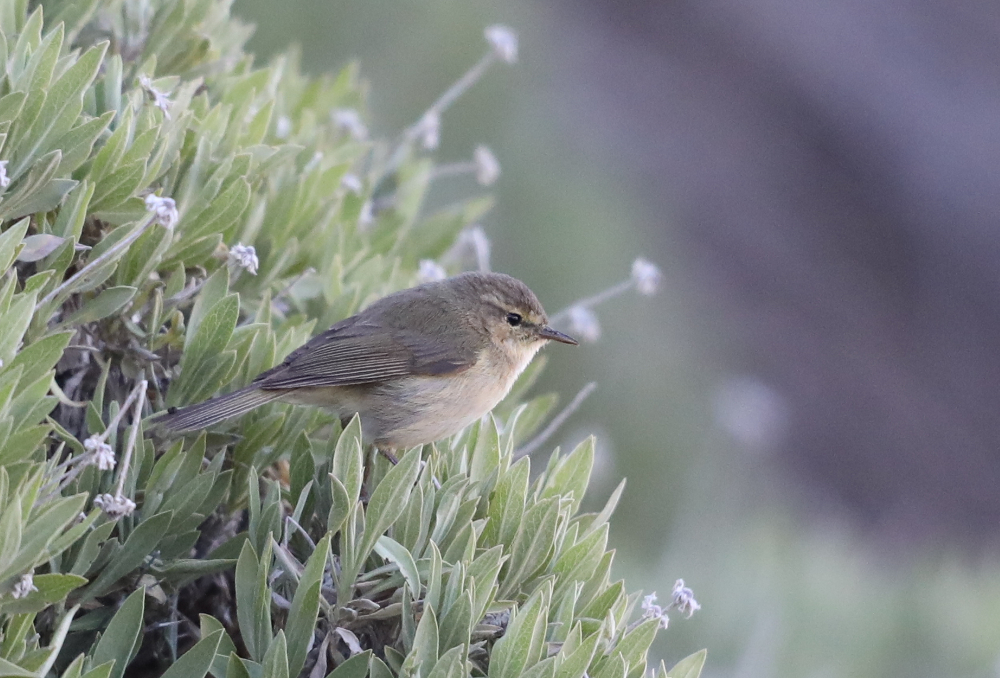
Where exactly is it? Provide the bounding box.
[376,446,399,465]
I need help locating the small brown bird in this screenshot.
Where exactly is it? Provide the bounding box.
[157,272,577,449]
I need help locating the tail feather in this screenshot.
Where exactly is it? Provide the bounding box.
[156,386,283,432]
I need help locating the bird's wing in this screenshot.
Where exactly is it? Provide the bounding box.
[255,315,478,390]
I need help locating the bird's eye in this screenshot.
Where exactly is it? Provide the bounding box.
[506,312,523,327]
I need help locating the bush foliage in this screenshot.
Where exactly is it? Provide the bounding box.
[0,0,705,676]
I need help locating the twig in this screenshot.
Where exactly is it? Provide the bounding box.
[115,379,148,497]
[548,280,635,325]
[516,382,597,458]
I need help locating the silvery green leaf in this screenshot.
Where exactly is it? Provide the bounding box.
[92,587,145,678]
[406,603,438,678]
[326,650,371,678]
[437,590,472,658]
[80,511,173,601]
[61,286,136,326]
[56,111,115,175]
[355,446,420,564]
[0,217,29,272]
[332,413,364,507]
[489,583,551,678]
[160,630,224,678]
[591,654,627,678]
[0,572,86,615]
[16,233,64,262]
[286,533,331,678]
[555,628,600,678]
[614,619,660,678]
[484,456,529,548]
[260,631,289,678]
[666,650,706,678]
[541,436,594,515]
[374,535,420,599]
[52,180,94,240]
[499,497,560,598]
[10,41,107,178]
[0,149,64,220]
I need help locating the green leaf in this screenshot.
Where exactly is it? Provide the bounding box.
[160,630,224,678]
[81,511,172,601]
[326,650,371,678]
[16,234,64,262]
[500,497,560,598]
[407,603,438,678]
[489,584,551,678]
[555,628,600,678]
[12,41,107,178]
[92,588,145,678]
[286,533,331,678]
[355,447,421,562]
[470,415,501,484]
[0,217,29,272]
[332,413,363,507]
[260,631,288,678]
[61,286,136,325]
[0,573,86,615]
[613,619,660,676]
[374,535,420,599]
[666,650,706,678]
[424,647,464,678]
[0,657,36,677]
[542,436,594,515]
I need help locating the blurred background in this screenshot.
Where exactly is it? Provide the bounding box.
[232,0,1000,675]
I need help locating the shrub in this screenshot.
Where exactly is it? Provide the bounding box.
[0,0,705,676]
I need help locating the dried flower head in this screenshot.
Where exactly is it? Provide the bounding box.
[228,243,259,275]
[474,145,501,186]
[641,592,669,629]
[417,111,441,150]
[138,74,173,119]
[144,193,179,229]
[417,259,448,283]
[567,305,601,343]
[93,493,136,519]
[671,579,701,618]
[485,25,518,64]
[11,574,37,599]
[631,257,662,296]
[333,109,368,141]
[83,435,116,471]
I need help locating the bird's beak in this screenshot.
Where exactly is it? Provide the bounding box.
[536,325,579,345]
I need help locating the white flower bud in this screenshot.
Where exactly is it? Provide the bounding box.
[417,259,447,283]
[631,257,662,296]
[275,115,292,139]
[341,173,363,195]
[567,305,601,343]
[473,145,500,186]
[417,111,441,150]
[144,194,179,229]
[228,243,259,275]
[485,25,518,64]
[333,109,368,141]
[0,160,10,188]
[139,74,172,119]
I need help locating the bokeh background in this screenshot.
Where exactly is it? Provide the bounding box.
[231,1,1000,675]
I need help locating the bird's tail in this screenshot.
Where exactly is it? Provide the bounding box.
[154,386,283,432]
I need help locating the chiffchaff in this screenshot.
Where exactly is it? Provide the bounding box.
[157,272,577,449]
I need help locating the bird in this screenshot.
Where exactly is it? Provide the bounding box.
[156,271,578,450]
